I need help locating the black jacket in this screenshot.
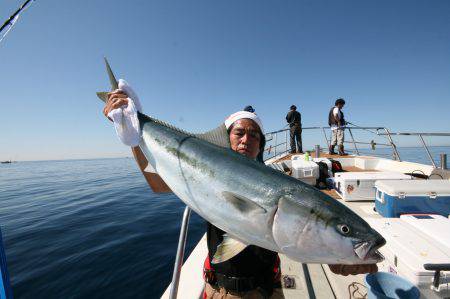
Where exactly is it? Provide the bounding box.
[286,110,301,127]
[207,223,278,292]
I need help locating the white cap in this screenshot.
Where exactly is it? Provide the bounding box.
[224,111,264,133]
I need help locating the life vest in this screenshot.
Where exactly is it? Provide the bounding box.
[203,223,281,295]
[328,106,345,126]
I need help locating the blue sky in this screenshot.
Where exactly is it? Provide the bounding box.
[1,0,449,161]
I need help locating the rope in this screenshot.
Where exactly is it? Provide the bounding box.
[346,122,379,135]
[348,281,367,299]
[346,121,391,143]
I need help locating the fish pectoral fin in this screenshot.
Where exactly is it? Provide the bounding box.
[222,191,267,214]
[212,235,248,264]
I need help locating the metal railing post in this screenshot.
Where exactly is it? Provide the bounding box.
[315,145,320,158]
[441,154,447,170]
[169,206,191,299]
[347,128,360,156]
[274,133,278,157]
[383,128,401,161]
[285,130,288,154]
[322,128,330,149]
[418,134,437,168]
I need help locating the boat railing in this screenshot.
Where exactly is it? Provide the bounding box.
[264,125,401,161]
[376,132,450,168]
[168,206,191,299]
[264,126,450,168]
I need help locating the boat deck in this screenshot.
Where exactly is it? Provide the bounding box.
[273,153,449,299]
[162,153,450,298]
[275,152,355,162]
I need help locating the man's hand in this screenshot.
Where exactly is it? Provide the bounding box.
[328,264,378,276]
[103,90,129,121]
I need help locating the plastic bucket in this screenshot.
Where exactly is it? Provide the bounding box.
[365,272,420,299]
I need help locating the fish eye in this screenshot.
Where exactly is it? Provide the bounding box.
[338,224,350,235]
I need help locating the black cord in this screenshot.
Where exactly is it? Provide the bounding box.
[429,173,444,180]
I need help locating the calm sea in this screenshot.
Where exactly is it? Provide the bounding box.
[0,146,449,298]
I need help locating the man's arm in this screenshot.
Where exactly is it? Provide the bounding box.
[104,90,172,193]
[286,112,291,123]
[131,146,172,193]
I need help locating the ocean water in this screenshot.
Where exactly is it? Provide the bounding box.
[0,146,449,298]
[0,158,205,298]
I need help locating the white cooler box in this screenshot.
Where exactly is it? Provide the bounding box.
[334,171,411,201]
[367,217,450,290]
[291,156,319,185]
[400,214,450,250]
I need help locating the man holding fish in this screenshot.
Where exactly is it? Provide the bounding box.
[100,61,381,298]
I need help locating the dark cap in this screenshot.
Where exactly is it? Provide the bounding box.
[335,98,346,106]
[243,105,255,113]
[290,105,297,110]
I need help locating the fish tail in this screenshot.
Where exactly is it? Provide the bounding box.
[96,57,119,103]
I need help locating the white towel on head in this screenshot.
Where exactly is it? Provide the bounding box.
[107,79,143,147]
[224,111,264,133]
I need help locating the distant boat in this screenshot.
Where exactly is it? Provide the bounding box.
[1,160,12,164]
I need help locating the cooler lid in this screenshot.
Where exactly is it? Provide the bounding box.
[375,180,450,196]
[334,171,410,180]
[312,157,331,163]
[400,214,450,249]
[366,218,450,277]
[291,159,319,168]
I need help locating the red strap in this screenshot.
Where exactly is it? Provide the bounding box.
[273,255,281,282]
[204,255,211,271]
[203,255,211,299]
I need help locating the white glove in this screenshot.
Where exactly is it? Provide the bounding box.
[107,79,143,147]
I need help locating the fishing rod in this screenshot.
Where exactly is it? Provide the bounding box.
[345,121,380,135]
[0,0,36,44]
[345,121,393,150]
[0,3,36,299]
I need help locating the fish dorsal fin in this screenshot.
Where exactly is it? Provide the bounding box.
[222,191,267,214]
[212,234,248,264]
[195,124,231,149]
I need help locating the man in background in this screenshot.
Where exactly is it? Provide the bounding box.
[285,105,302,154]
[328,98,347,155]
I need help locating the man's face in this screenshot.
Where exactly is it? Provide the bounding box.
[337,103,344,109]
[229,119,261,159]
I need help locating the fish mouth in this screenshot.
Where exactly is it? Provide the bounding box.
[353,237,386,263]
